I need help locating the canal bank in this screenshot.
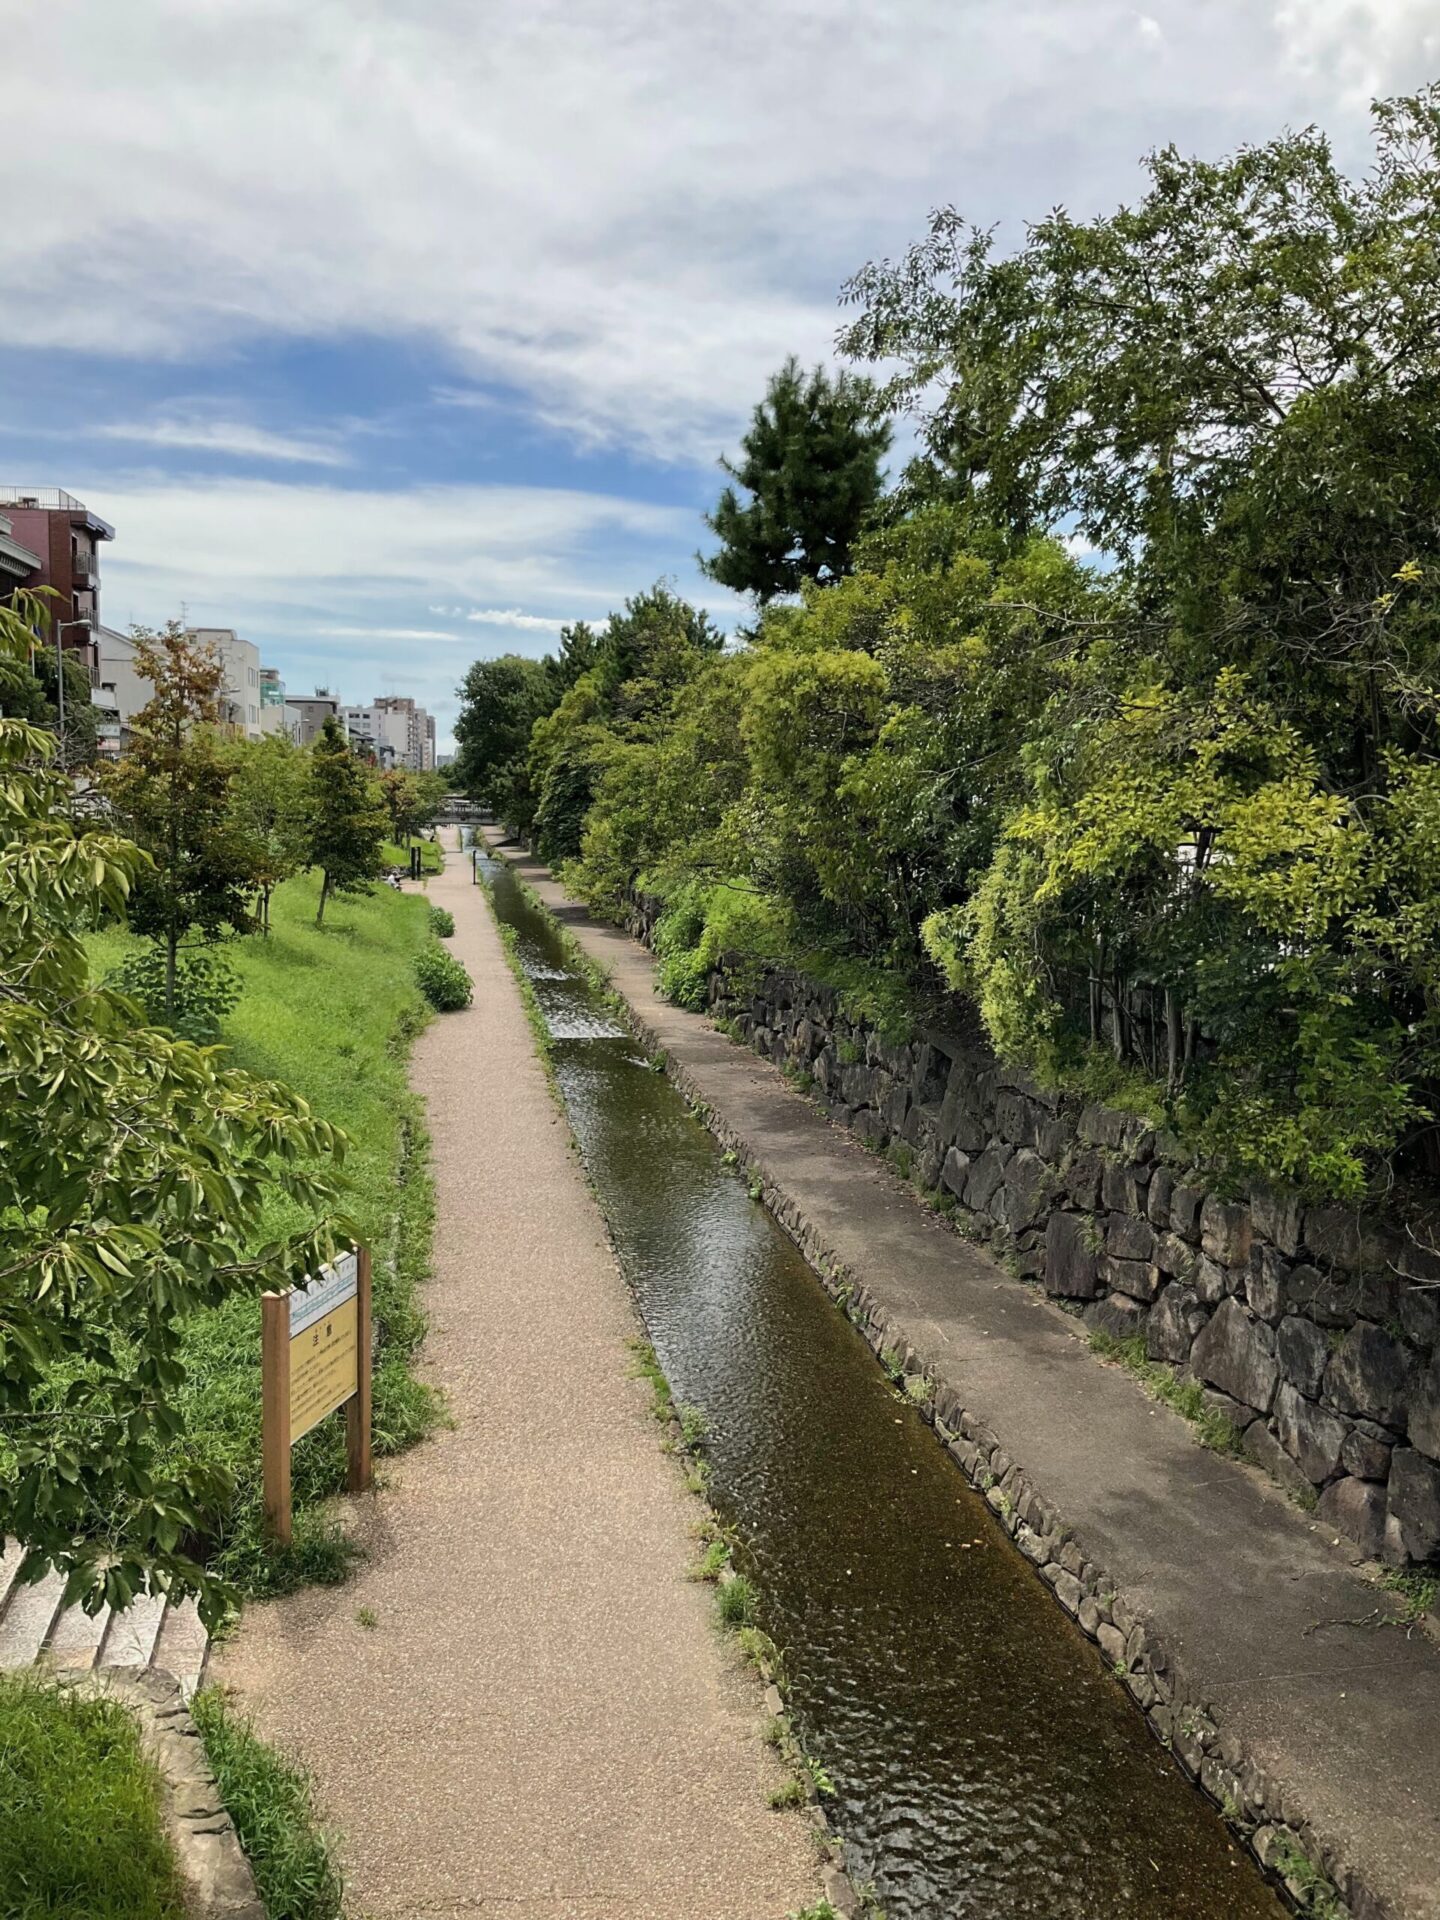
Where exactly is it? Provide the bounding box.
[213,841,819,1920]
[481,830,1440,1920]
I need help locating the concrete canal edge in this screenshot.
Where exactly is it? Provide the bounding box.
[482,830,1440,1920]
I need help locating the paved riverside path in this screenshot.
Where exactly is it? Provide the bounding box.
[214,842,815,1920]
[487,833,1440,1920]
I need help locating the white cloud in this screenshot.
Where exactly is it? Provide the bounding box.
[81,472,709,746]
[1273,0,1440,105]
[316,625,468,643]
[3,2,1427,466]
[96,416,349,467]
[1134,14,1164,45]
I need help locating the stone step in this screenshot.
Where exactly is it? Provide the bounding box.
[98,1589,168,1669]
[43,1598,112,1670]
[0,1567,66,1666]
[152,1597,210,1694]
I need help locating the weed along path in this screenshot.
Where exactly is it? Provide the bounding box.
[213,841,817,1920]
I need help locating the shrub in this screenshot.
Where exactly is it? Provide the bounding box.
[414,941,472,1011]
[105,944,241,1042]
[428,906,455,938]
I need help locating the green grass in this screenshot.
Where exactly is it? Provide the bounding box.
[1087,1331,1246,1455]
[191,1687,343,1920]
[381,837,442,874]
[88,869,442,1599]
[0,1674,183,1920]
[716,1572,759,1629]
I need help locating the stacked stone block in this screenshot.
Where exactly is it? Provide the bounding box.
[702,960,1440,1569]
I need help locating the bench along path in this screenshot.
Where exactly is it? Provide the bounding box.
[0,1552,208,1690]
[213,841,815,1920]
[489,831,1440,1920]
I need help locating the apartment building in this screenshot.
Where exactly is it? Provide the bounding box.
[188,628,262,739]
[342,694,435,772]
[0,487,115,681]
[284,691,340,748]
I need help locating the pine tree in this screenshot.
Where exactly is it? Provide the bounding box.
[309,715,387,925]
[701,358,891,602]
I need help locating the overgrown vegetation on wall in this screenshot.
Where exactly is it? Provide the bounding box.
[457,87,1440,1207]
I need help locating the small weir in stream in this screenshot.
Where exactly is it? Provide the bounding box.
[473,842,1285,1920]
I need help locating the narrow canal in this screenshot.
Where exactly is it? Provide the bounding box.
[475,845,1285,1920]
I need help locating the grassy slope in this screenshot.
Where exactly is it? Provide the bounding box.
[381,837,442,874]
[89,869,439,1597]
[0,1675,183,1920]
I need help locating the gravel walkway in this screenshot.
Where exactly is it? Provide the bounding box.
[214,840,815,1920]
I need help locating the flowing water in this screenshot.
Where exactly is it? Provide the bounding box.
[474,845,1284,1920]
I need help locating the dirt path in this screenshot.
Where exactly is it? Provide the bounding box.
[214,840,815,1920]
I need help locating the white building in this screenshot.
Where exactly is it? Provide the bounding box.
[190,627,262,739]
[342,694,435,772]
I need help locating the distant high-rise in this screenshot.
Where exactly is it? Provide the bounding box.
[342,694,435,771]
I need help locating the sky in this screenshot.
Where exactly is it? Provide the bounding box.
[3,1,1437,752]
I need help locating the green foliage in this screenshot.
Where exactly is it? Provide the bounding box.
[226,732,311,932]
[0,598,356,1625]
[428,905,455,938]
[100,622,257,1017]
[192,1687,343,1920]
[84,869,439,1602]
[456,87,1440,1204]
[0,614,100,770]
[414,940,473,1011]
[105,944,242,1042]
[453,653,558,830]
[0,1674,183,1920]
[702,356,891,603]
[715,1572,758,1629]
[308,716,387,926]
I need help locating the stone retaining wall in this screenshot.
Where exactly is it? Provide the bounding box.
[640,922,1440,1570]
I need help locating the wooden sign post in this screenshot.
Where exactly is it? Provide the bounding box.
[262,1247,372,1547]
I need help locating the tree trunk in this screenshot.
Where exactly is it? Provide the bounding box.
[165,927,178,1023]
[317,871,330,927]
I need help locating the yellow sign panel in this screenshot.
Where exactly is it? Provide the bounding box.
[289,1296,358,1445]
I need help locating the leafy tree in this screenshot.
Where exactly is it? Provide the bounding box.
[100,624,255,1021]
[0,594,351,1625]
[309,716,387,926]
[453,653,558,829]
[0,591,101,767]
[839,86,1440,776]
[379,767,422,846]
[227,733,311,932]
[529,586,724,866]
[701,357,891,602]
[411,769,450,834]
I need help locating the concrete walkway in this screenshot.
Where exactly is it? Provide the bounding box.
[214,843,815,1919]
[490,833,1440,1920]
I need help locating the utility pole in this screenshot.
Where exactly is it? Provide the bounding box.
[54,617,92,766]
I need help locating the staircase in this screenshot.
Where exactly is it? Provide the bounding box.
[0,1553,209,1694]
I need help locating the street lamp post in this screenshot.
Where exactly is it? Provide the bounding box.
[54,617,93,761]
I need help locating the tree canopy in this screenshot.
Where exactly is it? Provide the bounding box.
[700,357,891,602]
[308,716,387,925]
[0,593,351,1624]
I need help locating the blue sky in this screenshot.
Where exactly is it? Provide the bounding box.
[4,1,1435,751]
